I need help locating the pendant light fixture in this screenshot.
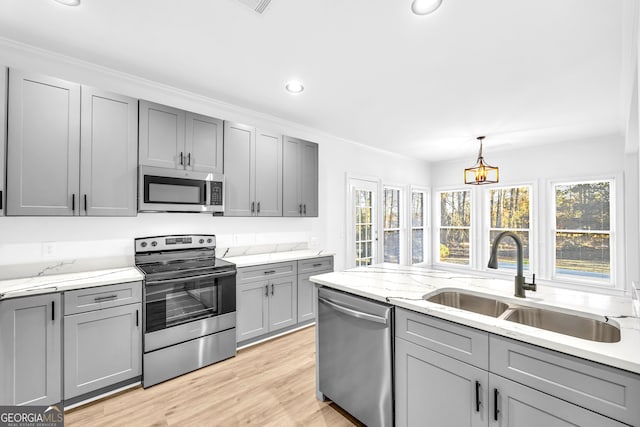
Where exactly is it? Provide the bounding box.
[411,0,443,15]
[464,136,499,185]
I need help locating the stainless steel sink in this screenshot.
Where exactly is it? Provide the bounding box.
[504,307,621,343]
[425,291,509,318]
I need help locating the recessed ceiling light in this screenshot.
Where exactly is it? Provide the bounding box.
[411,0,443,15]
[285,80,304,94]
[54,0,81,6]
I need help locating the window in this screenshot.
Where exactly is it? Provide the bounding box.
[438,190,471,265]
[411,190,428,264]
[354,186,377,267]
[489,186,531,271]
[383,187,401,263]
[554,180,612,282]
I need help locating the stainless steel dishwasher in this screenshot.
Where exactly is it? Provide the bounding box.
[317,287,393,427]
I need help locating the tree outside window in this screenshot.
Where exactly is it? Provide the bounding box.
[439,190,471,265]
[554,181,611,281]
[383,188,401,263]
[489,186,531,271]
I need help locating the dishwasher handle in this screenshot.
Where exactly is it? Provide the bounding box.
[319,296,389,325]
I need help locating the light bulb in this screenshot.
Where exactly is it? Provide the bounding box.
[285,80,304,94]
[411,0,443,15]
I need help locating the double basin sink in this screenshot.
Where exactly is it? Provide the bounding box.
[426,290,621,343]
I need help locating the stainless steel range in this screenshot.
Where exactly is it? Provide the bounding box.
[135,234,236,388]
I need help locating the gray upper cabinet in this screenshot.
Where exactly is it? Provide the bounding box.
[0,66,6,216]
[7,69,81,216]
[224,121,282,217]
[139,101,223,173]
[6,69,137,216]
[138,101,185,169]
[185,112,223,173]
[283,136,318,217]
[80,87,138,216]
[0,294,62,406]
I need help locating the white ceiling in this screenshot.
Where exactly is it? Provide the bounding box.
[0,0,635,161]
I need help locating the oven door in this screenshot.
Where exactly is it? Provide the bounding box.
[144,269,236,351]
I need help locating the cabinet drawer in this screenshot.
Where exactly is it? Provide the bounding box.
[490,335,640,426]
[395,308,489,369]
[64,281,142,315]
[298,256,334,274]
[237,261,297,283]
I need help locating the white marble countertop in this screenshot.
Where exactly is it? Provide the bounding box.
[224,250,334,267]
[0,267,144,300]
[310,264,640,375]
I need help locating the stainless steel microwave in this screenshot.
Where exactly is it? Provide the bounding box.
[138,166,225,213]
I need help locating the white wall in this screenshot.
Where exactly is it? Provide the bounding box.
[0,40,430,278]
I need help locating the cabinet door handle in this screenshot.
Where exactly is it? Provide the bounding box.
[257,202,260,214]
[84,194,88,212]
[265,285,269,297]
[0,190,3,210]
[136,309,139,327]
[179,152,184,165]
[271,283,274,295]
[187,152,191,166]
[299,204,303,214]
[94,294,118,302]
[494,388,500,421]
[251,201,255,213]
[303,204,307,215]
[475,381,481,412]
[51,300,55,322]
[72,194,76,212]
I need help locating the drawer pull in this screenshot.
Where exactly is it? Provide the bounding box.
[264,270,276,275]
[312,263,323,267]
[94,294,118,302]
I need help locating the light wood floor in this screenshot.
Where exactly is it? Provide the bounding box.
[65,326,364,427]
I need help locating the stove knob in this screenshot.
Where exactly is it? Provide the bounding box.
[199,239,205,244]
[207,238,213,244]
[140,242,147,248]
[151,241,158,247]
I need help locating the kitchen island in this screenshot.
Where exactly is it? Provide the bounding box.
[311,264,640,426]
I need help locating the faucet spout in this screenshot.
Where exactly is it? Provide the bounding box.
[488,231,535,298]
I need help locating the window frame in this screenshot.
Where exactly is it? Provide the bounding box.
[382,184,405,264]
[434,187,473,268]
[482,182,536,276]
[408,186,430,265]
[346,175,382,269]
[549,176,618,289]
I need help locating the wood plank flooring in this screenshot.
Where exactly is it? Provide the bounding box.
[65,326,364,426]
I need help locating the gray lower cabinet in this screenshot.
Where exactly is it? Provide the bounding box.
[0,65,7,216]
[63,281,142,400]
[63,304,141,399]
[283,136,318,217]
[223,121,282,217]
[297,256,334,323]
[236,262,298,343]
[395,308,640,427]
[0,294,62,405]
[7,69,138,216]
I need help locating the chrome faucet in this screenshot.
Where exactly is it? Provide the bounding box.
[488,231,536,298]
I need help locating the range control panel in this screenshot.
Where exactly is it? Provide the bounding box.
[135,234,216,253]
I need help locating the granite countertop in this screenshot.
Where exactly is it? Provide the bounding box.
[310,264,640,375]
[224,249,334,267]
[0,267,144,300]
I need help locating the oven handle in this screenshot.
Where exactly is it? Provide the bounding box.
[145,269,236,286]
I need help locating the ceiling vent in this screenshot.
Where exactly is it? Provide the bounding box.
[237,0,272,14]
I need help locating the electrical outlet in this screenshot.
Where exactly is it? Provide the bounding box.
[42,242,57,258]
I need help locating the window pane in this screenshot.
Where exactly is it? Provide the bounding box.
[354,189,374,267]
[489,231,529,271]
[556,232,610,279]
[412,229,424,264]
[439,228,469,264]
[412,192,424,227]
[384,189,400,229]
[556,182,610,231]
[440,191,470,227]
[490,187,529,229]
[384,230,400,263]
